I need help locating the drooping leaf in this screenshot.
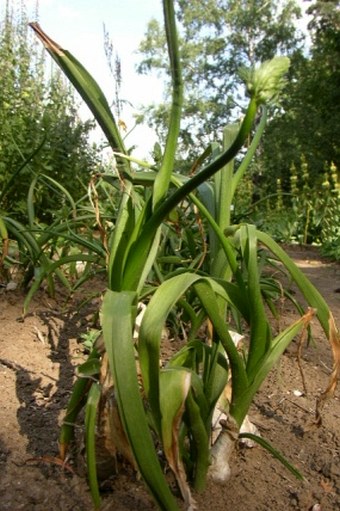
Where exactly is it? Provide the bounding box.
[239,432,304,481]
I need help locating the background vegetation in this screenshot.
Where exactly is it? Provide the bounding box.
[0,1,100,224]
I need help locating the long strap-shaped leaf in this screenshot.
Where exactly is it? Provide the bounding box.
[139,273,204,428]
[139,273,247,431]
[102,290,179,511]
[256,230,340,413]
[230,309,314,426]
[59,349,100,459]
[215,124,238,231]
[256,230,333,335]
[85,382,101,509]
[239,432,303,481]
[152,0,183,209]
[29,23,129,168]
[159,368,196,508]
[239,225,271,378]
[185,390,211,491]
[193,280,248,399]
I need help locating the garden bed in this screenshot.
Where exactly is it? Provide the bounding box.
[0,245,339,510]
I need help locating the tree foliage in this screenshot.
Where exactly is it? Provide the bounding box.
[137,0,339,200]
[262,0,340,187]
[137,0,303,158]
[0,2,99,222]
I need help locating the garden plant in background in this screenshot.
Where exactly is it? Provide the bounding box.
[0,145,111,298]
[0,2,107,289]
[0,3,99,223]
[29,1,340,510]
[246,158,340,258]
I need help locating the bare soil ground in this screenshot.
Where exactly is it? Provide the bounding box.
[0,245,339,511]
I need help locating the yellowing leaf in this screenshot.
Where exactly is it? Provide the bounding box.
[160,368,196,510]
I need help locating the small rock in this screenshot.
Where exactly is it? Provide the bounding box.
[6,281,18,291]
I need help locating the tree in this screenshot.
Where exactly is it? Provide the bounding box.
[137,0,304,161]
[259,0,340,189]
[0,1,100,222]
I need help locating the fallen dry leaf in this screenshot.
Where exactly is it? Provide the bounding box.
[320,478,335,494]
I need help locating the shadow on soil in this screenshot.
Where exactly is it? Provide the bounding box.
[13,298,99,458]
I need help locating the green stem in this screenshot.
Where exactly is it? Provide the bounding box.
[122,97,258,290]
[231,107,267,197]
[152,0,183,209]
[155,97,258,224]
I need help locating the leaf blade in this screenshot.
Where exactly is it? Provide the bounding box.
[102,289,179,510]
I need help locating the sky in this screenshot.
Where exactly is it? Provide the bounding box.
[3,0,311,157]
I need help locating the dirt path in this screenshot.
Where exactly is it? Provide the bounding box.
[0,245,339,511]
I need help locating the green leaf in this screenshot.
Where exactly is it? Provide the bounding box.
[76,358,101,378]
[238,225,271,378]
[102,289,179,510]
[185,390,210,491]
[239,432,304,481]
[59,349,100,459]
[107,181,136,290]
[230,310,312,425]
[85,382,101,509]
[256,230,333,336]
[193,280,248,403]
[152,0,183,209]
[139,272,203,428]
[29,23,129,168]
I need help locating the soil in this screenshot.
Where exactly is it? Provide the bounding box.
[0,245,339,511]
